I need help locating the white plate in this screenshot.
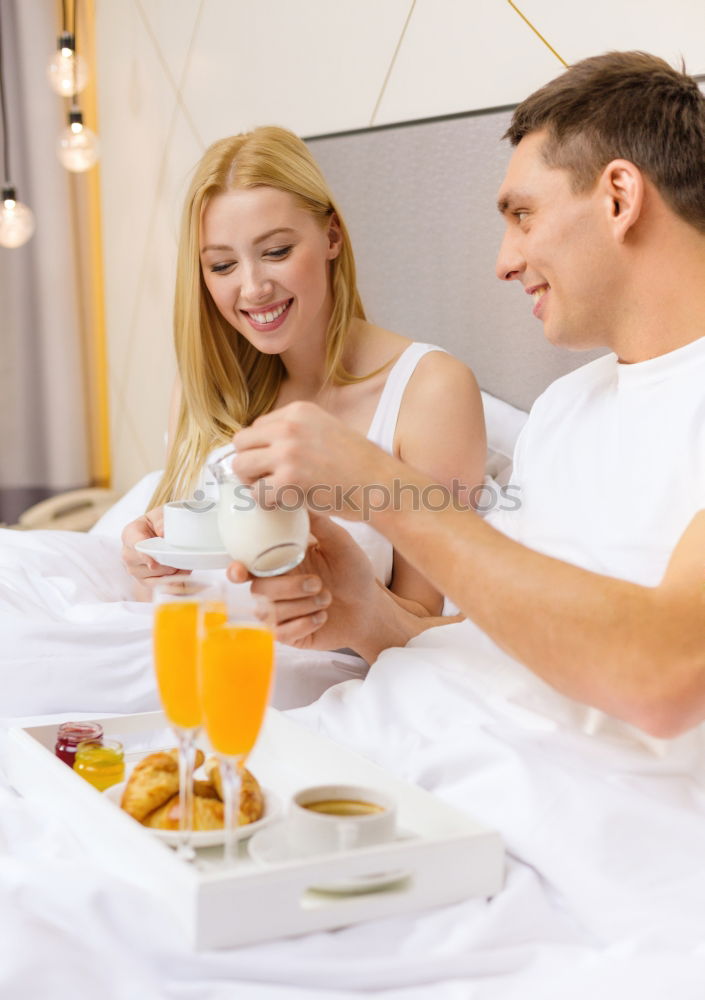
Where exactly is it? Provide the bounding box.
[104,782,281,848]
[248,822,411,894]
[135,537,231,571]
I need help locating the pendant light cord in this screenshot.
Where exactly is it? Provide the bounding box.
[0,2,11,186]
[71,0,78,106]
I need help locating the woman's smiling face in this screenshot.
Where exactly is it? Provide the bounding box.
[199,186,341,356]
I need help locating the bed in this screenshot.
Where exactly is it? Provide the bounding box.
[2,389,703,999]
[1,108,704,999]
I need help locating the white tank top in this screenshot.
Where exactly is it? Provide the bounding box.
[338,342,447,584]
[200,342,446,585]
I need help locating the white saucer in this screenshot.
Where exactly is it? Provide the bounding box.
[135,537,231,571]
[104,782,281,848]
[248,822,411,894]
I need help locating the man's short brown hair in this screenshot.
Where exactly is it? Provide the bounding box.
[505,51,705,232]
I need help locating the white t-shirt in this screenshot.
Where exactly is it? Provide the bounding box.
[490,335,705,587]
[468,335,705,744]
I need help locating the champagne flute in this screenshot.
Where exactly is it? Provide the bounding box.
[153,579,223,861]
[198,590,275,865]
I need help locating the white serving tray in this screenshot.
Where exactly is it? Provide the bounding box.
[4,709,504,950]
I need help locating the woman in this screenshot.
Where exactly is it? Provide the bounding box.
[122,126,485,620]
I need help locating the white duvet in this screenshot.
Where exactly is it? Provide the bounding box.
[0,522,367,717]
[2,421,704,996]
[1,567,705,997]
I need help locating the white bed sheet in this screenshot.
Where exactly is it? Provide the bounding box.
[1,622,705,998]
[0,472,368,717]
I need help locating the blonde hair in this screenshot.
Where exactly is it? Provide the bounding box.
[150,126,366,508]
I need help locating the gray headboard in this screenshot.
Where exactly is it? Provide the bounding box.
[307,108,604,413]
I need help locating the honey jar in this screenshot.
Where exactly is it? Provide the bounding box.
[74,739,125,791]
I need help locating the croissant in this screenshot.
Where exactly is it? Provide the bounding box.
[193,778,219,800]
[119,748,264,830]
[143,768,263,829]
[205,758,264,826]
[120,748,205,822]
[143,793,224,831]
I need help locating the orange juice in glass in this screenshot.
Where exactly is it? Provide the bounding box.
[153,580,224,861]
[199,598,275,864]
[153,600,202,729]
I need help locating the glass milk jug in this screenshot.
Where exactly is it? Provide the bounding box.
[208,449,309,576]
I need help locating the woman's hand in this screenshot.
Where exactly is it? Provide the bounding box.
[227,513,377,651]
[227,513,420,660]
[121,507,189,597]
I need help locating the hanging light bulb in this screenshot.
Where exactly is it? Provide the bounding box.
[57,107,99,172]
[0,185,35,248]
[47,31,88,97]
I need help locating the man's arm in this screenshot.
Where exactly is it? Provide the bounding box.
[373,493,705,738]
[233,402,705,737]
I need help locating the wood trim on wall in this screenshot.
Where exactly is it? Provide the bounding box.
[56,0,112,488]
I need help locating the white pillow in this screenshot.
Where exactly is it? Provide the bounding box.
[441,393,527,616]
[89,470,163,540]
[481,390,528,486]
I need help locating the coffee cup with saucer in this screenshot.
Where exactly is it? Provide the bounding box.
[248,784,407,893]
[288,783,397,855]
[135,498,231,571]
[162,499,222,550]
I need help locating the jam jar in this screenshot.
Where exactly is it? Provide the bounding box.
[54,721,104,767]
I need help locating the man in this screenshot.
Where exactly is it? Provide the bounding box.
[229,52,705,739]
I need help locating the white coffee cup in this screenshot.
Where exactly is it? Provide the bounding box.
[162,499,222,550]
[289,784,396,856]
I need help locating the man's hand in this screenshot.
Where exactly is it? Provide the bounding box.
[121,507,189,597]
[232,402,398,522]
[227,513,416,660]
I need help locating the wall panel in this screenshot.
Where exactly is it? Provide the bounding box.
[374,0,562,125]
[519,0,705,75]
[180,0,413,141]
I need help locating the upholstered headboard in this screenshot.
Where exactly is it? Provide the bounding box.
[307,108,604,413]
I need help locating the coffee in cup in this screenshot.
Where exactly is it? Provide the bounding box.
[302,799,385,816]
[289,784,396,856]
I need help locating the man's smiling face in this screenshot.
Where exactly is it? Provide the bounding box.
[495,130,617,352]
